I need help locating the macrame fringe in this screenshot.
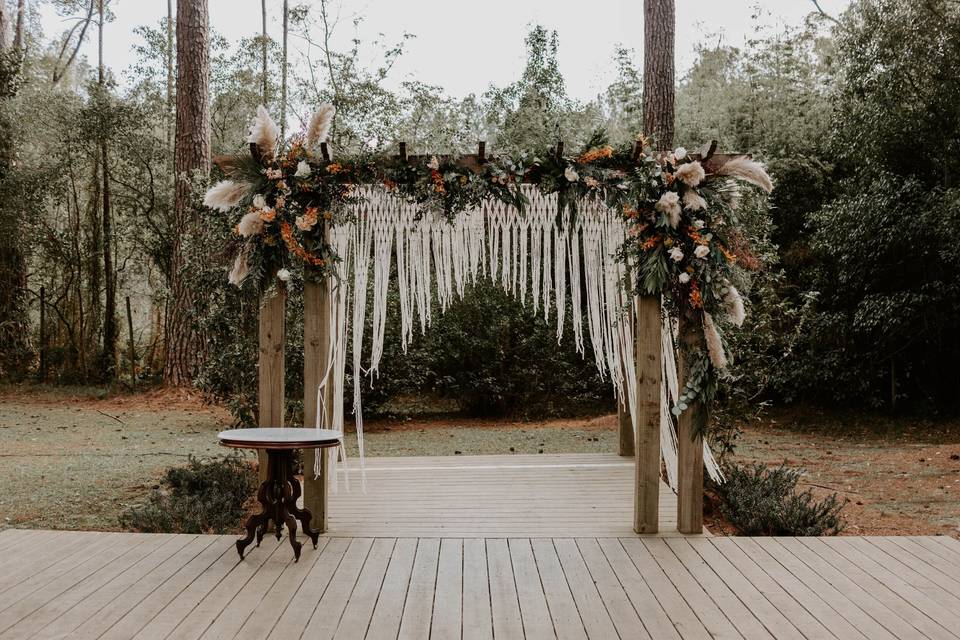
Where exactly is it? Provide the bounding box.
[313,185,721,492]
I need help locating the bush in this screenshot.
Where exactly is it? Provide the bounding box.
[121,455,256,534]
[711,462,846,536]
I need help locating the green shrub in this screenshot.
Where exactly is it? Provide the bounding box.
[711,462,846,536]
[121,455,256,534]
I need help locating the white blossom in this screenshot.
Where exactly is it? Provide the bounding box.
[252,194,266,209]
[694,244,710,259]
[693,219,706,229]
[656,191,682,228]
[427,155,440,170]
[679,272,691,284]
[277,268,291,282]
[237,211,264,237]
[669,246,684,262]
[674,147,688,160]
[683,190,707,211]
[294,160,312,178]
[564,166,579,182]
[675,161,706,187]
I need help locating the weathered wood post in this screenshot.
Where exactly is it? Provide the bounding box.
[618,272,636,458]
[302,225,334,532]
[257,281,286,482]
[677,310,705,533]
[634,295,662,533]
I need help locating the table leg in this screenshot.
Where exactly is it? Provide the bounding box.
[235,449,320,562]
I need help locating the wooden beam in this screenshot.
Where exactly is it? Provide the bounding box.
[257,284,286,483]
[618,273,635,458]
[633,295,661,534]
[303,226,334,532]
[676,311,705,534]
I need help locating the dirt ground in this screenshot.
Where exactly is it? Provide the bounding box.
[1,385,958,537]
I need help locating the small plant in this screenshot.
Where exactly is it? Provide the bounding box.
[121,454,256,534]
[710,462,846,536]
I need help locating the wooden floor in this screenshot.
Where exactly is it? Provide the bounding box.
[324,453,681,537]
[2,529,960,639]
[3,454,960,639]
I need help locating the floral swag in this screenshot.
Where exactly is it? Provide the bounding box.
[204,104,773,433]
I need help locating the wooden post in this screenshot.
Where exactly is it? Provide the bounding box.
[302,228,334,532]
[257,283,286,483]
[618,271,636,457]
[634,295,662,533]
[38,286,46,382]
[125,296,137,387]
[677,310,705,534]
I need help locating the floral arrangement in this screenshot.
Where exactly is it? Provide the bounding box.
[204,105,772,430]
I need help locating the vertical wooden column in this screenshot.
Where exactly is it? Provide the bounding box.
[677,311,705,534]
[634,295,662,533]
[618,276,636,457]
[257,285,286,483]
[303,258,334,532]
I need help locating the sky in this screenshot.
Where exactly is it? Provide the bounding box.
[38,0,849,102]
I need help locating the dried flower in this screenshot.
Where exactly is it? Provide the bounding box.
[296,207,319,231]
[306,103,335,150]
[228,244,251,286]
[248,105,280,159]
[253,194,266,209]
[683,190,707,211]
[656,191,682,228]
[237,211,264,237]
[564,166,580,182]
[584,176,600,189]
[675,161,706,187]
[679,272,691,284]
[715,156,773,193]
[427,155,440,170]
[723,284,746,327]
[265,168,282,180]
[703,313,728,369]
[277,268,291,282]
[694,244,710,259]
[669,246,684,262]
[578,145,614,164]
[204,180,251,212]
[674,147,688,160]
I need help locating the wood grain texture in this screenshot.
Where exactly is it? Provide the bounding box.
[257,286,286,483]
[635,295,662,533]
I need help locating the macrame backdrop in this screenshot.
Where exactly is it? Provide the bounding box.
[312,185,722,490]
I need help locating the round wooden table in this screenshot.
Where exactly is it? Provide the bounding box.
[218,428,341,562]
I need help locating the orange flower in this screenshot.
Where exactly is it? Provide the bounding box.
[430,169,445,194]
[327,163,343,174]
[383,178,397,191]
[641,234,661,250]
[258,209,276,222]
[719,244,738,263]
[689,281,702,309]
[578,145,614,164]
[280,221,326,267]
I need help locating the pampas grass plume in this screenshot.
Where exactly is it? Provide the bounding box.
[703,313,728,369]
[306,103,336,150]
[203,180,250,212]
[716,156,773,193]
[248,105,280,159]
[724,285,746,327]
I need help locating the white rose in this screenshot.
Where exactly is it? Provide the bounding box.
[277,268,291,282]
[252,194,266,209]
[294,160,311,177]
[679,272,691,284]
[674,147,688,160]
[564,166,580,182]
[669,246,684,262]
[694,244,711,259]
[693,219,706,229]
[427,155,440,170]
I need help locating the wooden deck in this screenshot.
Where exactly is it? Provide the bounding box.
[2,529,960,639]
[2,453,960,639]
[324,453,681,537]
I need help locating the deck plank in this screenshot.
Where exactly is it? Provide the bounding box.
[509,539,555,640]
[430,538,463,640]
[486,538,524,640]
[270,537,350,637]
[304,537,375,640]
[334,538,396,640]
[461,538,493,640]
[397,538,440,640]
[529,539,587,640]
[365,538,417,640]
[553,538,621,640]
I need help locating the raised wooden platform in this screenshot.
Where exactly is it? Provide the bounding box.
[1,529,959,639]
[323,453,682,537]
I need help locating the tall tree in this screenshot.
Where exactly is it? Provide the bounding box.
[164,0,210,385]
[0,0,30,379]
[280,0,288,139]
[643,0,675,148]
[97,0,119,380]
[260,0,268,105]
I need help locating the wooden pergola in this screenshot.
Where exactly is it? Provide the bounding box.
[250,143,706,537]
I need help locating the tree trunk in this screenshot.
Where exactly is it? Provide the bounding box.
[280,0,288,140]
[261,0,268,105]
[166,0,175,163]
[98,0,118,380]
[164,0,211,386]
[643,0,675,149]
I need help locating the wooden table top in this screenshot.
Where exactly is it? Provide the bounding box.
[217,428,342,450]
